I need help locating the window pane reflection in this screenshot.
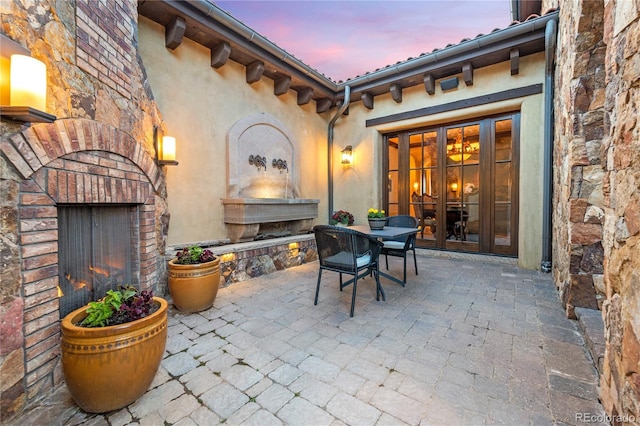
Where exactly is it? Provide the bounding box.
[495,163,511,202]
[494,204,511,246]
[495,119,512,162]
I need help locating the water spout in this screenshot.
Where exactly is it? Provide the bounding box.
[248,154,267,171]
[271,158,288,173]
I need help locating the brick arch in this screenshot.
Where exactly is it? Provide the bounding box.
[4,118,162,192]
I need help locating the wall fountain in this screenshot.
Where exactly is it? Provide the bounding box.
[223,113,319,243]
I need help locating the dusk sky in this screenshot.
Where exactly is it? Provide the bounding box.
[214,1,513,81]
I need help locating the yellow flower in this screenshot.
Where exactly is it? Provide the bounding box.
[367,208,386,218]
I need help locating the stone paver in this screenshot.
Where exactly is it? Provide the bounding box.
[6,251,607,425]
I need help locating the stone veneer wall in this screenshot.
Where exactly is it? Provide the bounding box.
[0,0,167,421]
[599,0,640,421]
[550,0,640,420]
[217,237,317,286]
[552,0,606,318]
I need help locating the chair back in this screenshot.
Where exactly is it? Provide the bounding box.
[313,225,382,273]
[384,215,419,243]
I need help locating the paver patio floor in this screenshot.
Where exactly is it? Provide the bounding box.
[8,251,608,425]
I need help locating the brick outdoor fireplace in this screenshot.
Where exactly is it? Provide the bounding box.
[1,118,164,406]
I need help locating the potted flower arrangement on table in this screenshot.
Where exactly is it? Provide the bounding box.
[367,208,387,230]
[168,245,220,313]
[330,210,354,226]
[60,285,168,413]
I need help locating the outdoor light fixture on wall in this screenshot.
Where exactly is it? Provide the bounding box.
[154,126,179,166]
[0,34,56,123]
[341,145,353,165]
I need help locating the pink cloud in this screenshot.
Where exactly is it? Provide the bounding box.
[216,1,512,81]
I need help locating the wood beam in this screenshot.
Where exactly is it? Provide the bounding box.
[316,98,332,113]
[361,92,374,109]
[274,76,291,96]
[246,60,264,84]
[510,48,520,75]
[165,16,186,50]
[462,63,473,86]
[390,84,402,103]
[423,74,435,95]
[297,88,313,105]
[211,41,231,69]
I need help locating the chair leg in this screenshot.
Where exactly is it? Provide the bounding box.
[375,268,385,301]
[314,269,322,305]
[339,272,343,291]
[350,275,358,317]
[402,255,407,286]
[412,248,418,276]
[385,254,389,270]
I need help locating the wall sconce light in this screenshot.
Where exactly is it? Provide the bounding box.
[154,126,179,166]
[0,35,56,123]
[451,182,459,192]
[341,145,353,165]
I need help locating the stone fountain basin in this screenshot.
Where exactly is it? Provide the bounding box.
[222,198,319,242]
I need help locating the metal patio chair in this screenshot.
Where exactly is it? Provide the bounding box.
[380,215,419,285]
[312,225,384,317]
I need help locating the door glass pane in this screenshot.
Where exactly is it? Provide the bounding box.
[409,132,423,197]
[495,119,512,161]
[462,164,480,243]
[494,118,513,249]
[388,136,399,215]
[388,136,399,169]
[388,170,398,215]
[495,163,511,202]
[495,204,511,246]
[446,125,479,165]
[411,131,438,241]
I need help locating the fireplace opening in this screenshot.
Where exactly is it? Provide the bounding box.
[58,205,140,318]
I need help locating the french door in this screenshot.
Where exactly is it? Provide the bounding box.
[385,113,519,256]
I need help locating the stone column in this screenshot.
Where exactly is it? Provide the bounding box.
[553,0,606,318]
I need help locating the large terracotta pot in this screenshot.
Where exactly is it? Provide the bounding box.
[60,297,168,413]
[168,256,220,313]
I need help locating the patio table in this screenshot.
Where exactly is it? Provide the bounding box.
[349,225,419,287]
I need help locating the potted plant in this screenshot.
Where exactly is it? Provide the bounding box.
[60,285,168,413]
[168,246,220,313]
[367,208,387,230]
[330,210,354,226]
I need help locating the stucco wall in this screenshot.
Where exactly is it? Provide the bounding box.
[138,17,329,246]
[335,54,546,269]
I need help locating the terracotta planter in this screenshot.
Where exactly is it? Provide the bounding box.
[168,256,220,313]
[60,297,168,413]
